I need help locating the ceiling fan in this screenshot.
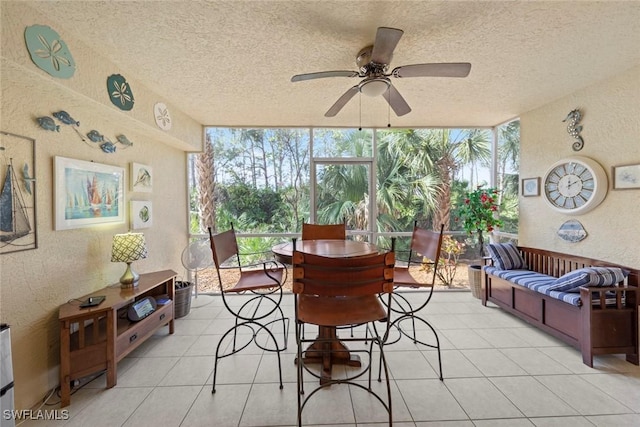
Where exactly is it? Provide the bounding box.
[291,27,471,118]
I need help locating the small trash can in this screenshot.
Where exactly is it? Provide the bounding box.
[468,265,483,299]
[174,281,194,318]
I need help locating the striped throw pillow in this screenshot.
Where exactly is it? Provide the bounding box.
[549,267,629,292]
[487,243,526,270]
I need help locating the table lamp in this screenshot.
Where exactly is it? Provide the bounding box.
[111,232,148,288]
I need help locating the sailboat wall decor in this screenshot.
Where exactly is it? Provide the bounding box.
[54,157,124,230]
[0,131,37,255]
[0,164,31,240]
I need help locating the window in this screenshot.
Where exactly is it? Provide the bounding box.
[189,124,520,239]
[189,128,310,234]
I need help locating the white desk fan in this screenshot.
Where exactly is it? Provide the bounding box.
[180,238,213,299]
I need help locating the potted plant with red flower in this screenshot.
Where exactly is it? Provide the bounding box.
[456,186,503,297]
[457,186,503,257]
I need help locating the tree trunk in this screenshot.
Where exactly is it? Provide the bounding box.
[196,133,216,232]
[477,229,485,258]
[432,155,457,231]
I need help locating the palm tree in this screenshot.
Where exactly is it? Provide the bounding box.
[383,129,486,231]
[377,132,437,232]
[497,120,520,206]
[315,130,371,228]
[457,129,491,189]
[196,132,216,232]
[379,129,443,229]
[316,129,429,234]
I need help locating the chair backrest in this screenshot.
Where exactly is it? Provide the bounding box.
[292,251,395,298]
[409,223,445,265]
[207,226,240,269]
[301,222,346,240]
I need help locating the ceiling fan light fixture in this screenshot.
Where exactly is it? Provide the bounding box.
[291,27,471,117]
[359,78,390,97]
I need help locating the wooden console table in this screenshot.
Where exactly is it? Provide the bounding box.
[58,269,177,407]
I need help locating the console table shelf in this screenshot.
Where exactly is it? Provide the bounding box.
[59,269,177,407]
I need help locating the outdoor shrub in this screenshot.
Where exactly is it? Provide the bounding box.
[422,235,465,287]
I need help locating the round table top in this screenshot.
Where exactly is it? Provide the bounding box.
[272,239,378,263]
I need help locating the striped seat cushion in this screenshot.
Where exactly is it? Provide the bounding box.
[484,266,581,306]
[483,267,555,289]
[527,284,582,306]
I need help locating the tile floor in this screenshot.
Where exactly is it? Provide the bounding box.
[35,291,640,426]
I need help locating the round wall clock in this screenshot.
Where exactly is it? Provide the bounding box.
[543,156,607,215]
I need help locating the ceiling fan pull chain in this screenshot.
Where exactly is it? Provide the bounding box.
[387,90,391,127]
[358,92,362,131]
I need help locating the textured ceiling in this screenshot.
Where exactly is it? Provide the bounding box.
[25,1,640,128]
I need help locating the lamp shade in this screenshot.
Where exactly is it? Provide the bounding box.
[111,232,148,263]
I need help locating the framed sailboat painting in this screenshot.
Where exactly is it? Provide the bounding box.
[54,157,125,230]
[1,131,37,254]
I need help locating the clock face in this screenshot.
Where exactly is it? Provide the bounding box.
[543,157,607,215]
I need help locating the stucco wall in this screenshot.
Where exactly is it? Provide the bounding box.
[1,3,201,410]
[519,65,640,266]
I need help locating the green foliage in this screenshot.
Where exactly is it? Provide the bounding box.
[217,183,287,230]
[497,188,519,233]
[456,186,503,234]
[188,185,203,234]
[235,235,282,264]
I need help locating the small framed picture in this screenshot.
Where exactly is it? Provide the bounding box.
[131,200,152,229]
[131,162,152,193]
[521,177,540,197]
[612,163,640,190]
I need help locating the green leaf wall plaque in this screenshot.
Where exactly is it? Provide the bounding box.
[24,25,75,79]
[107,74,135,111]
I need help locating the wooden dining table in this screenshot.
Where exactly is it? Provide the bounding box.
[272,239,380,384]
[271,239,378,265]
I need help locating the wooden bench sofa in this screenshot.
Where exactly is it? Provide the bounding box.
[481,246,639,367]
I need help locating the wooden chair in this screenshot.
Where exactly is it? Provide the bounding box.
[300,220,347,338]
[207,225,289,393]
[384,222,445,380]
[301,222,346,240]
[292,247,395,426]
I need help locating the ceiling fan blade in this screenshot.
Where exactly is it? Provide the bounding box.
[325,86,359,117]
[392,62,472,78]
[383,85,411,116]
[291,70,359,82]
[370,27,404,65]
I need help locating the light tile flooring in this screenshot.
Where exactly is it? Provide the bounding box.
[35,291,640,426]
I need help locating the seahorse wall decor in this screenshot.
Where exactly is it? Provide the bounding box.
[563,109,584,151]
